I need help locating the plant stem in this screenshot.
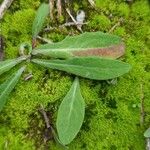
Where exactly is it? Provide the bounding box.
[140,83,145,126]
[109,18,123,33]
[57,0,62,18]
[88,0,95,7]
[146,138,150,150]
[37,36,53,44]
[49,0,54,20]
[39,104,51,129]
[0,0,14,19]
[66,8,82,32]
[44,22,88,32]
[0,35,4,60]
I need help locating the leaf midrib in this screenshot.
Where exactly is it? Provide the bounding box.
[35,45,120,53]
[35,60,123,72]
[0,75,17,100]
[0,61,16,72]
[64,80,78,134]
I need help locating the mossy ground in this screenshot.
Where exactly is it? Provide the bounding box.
[0,0,150,149]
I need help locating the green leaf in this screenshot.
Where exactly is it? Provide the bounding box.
[32,32,124,59]
[56,77,85,145]
[32,3,49,38]
[144,128,150,138]
[0,56,26,76]
[51,127,68,149]
[0,66,25,111]
[32,57,132,80]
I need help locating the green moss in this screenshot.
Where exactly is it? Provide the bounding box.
[0,0,150,149]
[117,3,130,18]
[0,128,34,150]
[19,0,40,9]
[95,0,116,12]
[87,15,111,31]
[46,32,67,43]
[113,27,126,37]
[2,9,35,58]
[131,1,150,21]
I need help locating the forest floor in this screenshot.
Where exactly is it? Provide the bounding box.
[0,0,150,150]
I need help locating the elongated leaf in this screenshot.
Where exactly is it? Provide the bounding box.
[0,66,25,111]
[56,77,85,145]
[0,56,26,76]
[32,32,125,59]
[32,57,131,80]
[32,3,49,38]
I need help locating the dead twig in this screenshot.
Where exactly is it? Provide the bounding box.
[140,83,145,126]
[57,0,62,18]
[49,0,54,20]
[109,18,124,33]
[0,35,5,60]
[39,105,68,149]
[66,8,82,32]
[44,22,88,32]
[37,36,53,44]
[66,8,77,24]
[146,138,150,150]
[39,104,51,129]
[62,22,87,27]
[24,73,33,81]
[39,104,54,145]
[88,0,95,7]
[109,22,120,33]
[0,0,14,19]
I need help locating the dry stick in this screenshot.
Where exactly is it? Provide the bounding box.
[62,22,88,27]
[109,22,121,33]
[0,0,14,19]
[88,0,95,7]
[66,8,82,32]
[109,18,123,33]
[49,0,54,20]
[37,36,53,43]
[66,8,77,23]
[39,104,51,129]
[140,83,147,150]
[146,138,150,150]
[140,83,145,126]
[0,35,4,60]
[57,0,62,18]
[44,22,88,32]
[39,105,68,149]
[24,73,33,81]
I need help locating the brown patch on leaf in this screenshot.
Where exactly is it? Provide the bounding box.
[72,43,125,59]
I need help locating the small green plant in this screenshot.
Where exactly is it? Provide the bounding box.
[0,3,131,147]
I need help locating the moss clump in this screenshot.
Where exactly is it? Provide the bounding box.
[113,27,126,37]
[116,3,130,18]
[0,128,35,150]
[87,15,111,31]
[2,9,35,58]
[0,0,150,149]
[131,1,150,21]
